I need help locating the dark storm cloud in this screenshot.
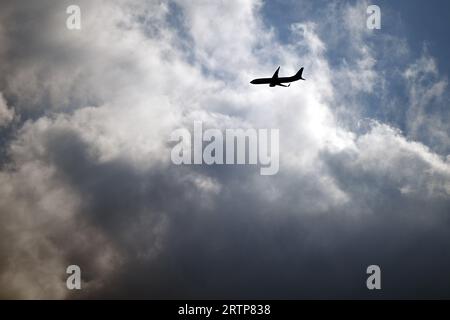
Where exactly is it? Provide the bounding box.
[31,124,450,299]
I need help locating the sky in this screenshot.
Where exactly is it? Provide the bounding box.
[0,0,449,299]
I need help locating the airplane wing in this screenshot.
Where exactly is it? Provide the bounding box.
[272,66,280,79]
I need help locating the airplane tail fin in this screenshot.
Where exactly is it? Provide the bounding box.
[296,67,306,80]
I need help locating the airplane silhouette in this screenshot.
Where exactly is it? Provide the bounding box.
[250,66,305,87]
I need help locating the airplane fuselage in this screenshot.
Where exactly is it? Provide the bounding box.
[250,67,305,87]
[250,76,300,86]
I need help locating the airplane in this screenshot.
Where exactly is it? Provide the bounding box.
[250,66,305,87]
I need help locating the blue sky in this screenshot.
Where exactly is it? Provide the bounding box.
[262,0,450,153]
[385,0,450,73]
[264,0,450,71]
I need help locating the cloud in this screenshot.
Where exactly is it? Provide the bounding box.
[403,52,450,153]
[0,93,14,127]
[0,0,449,299]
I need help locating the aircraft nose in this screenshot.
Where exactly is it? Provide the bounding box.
[250,80,255,84]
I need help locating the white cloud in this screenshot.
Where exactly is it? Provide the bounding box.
[0,92,14,127]
[403,53,449,153]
